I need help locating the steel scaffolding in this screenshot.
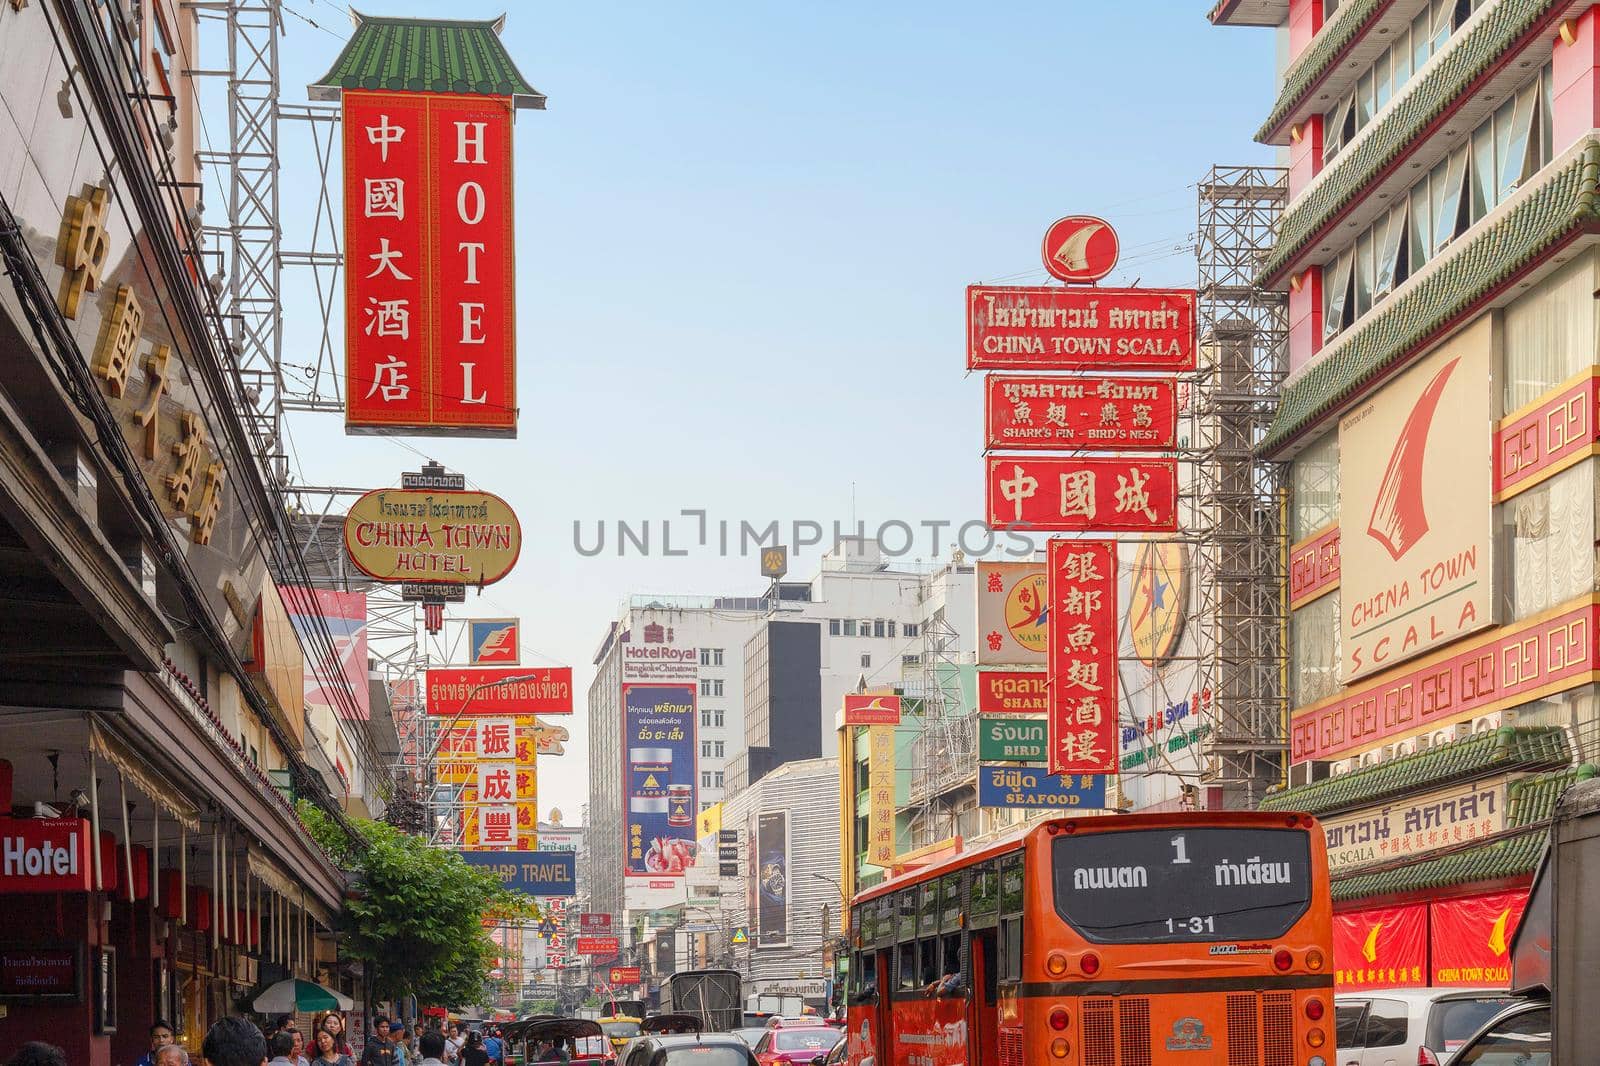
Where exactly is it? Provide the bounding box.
[1189,165,1290,808]
[906,600,974,845]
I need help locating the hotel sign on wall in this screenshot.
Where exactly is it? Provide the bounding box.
[1338,318,1495,681]
[344,91,516,435]
[343,488,520,586]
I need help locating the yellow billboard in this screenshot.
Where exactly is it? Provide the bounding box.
[976,561,1049,665]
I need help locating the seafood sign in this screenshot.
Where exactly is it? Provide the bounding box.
[623,683,698,877]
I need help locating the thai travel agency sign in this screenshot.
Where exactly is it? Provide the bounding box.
[1338,317,1493,681]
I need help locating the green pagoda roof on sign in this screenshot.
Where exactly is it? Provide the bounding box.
[309,11,546,109]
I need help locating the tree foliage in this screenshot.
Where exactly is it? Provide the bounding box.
[297,801,535,1007]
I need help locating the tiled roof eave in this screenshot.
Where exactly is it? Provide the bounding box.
[1258,139,1600,456]
[309,11,544,104]
[1254,0,1388,144]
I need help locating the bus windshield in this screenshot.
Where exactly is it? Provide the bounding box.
[1052,826,1311,943]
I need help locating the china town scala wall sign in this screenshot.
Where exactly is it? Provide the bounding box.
[343,488,521,586]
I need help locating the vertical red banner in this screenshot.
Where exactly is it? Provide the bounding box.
[1430,889,1527,986]
[1046,539,1118,774]
[344,91,516,434]
[1332,904,1428,991]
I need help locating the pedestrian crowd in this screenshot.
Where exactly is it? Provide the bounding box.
[2,1011,512,1066]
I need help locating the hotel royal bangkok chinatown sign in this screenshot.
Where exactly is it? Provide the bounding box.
[319,14,545,436]
[972,216,1191,780]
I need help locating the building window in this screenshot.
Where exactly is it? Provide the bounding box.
[1504,253,1597,412]
[699,678,724,697]
[699,648,725,666]
[1290,594,1341,709]
[1289,432,1339,541]
[702,771,715,788]
[843,619,857,636]
[712,772,724,788]
[873,620,886,638]
[829,619,841,636]
[1502,460,1597,623]
[701,708,725,729]
[861,654,871,669]
[702,740,725,759]
[887,621,897,638]
[903,623,920,638]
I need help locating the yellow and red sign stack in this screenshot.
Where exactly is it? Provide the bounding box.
[972,217,1195,776]
[441,717,539,850]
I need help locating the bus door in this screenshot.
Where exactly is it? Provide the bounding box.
[969,929,997,1064]
[874,948,892,1066]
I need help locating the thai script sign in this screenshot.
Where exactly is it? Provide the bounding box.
[344,488,521,586]
[426,667,574,716]
[624,683,697,877]
[609,966,641,985]
[986,456,1178,532]
[978,716,1047,763]
[843,694,901,726]
[967,285,1196,371]
[976,669,1047,713]
[344,91,516,434]
[1339,318,1494,680]
[984,375,1177,451]
[576,936,620,956]
[977,767,1106,808]
[1322,781,1505,872]
[1047,539,1119,773]
[1289,602,1595,763]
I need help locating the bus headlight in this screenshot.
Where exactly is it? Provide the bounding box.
[1046,952,1069,977]
[1307,1028,1326,1048]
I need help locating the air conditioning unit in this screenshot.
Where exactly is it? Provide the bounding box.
[1328,761,1351,778]
[1359,752,1378,769]
[1415,734,1432,752]
[1392,738,1416,758]
[1454,722,1474,741]
[1473,715,1499,734]
[1433,729,1454,748]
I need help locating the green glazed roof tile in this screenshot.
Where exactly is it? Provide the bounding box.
[1256,0,1384,143]
[1259,726,1571,816]
[1330,765,1595,901]
[311,11,545,107]
[1261,140,1600,452]
[1263,0,1556,283]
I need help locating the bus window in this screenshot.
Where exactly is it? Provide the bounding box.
[897,941,917,990]
[999,917,1022,982]
[1000,854,1024,915]
[969,862,999,927]
[940,873,963,932]
[918,881,939,937]
[919,938,938,986]
[854,904,870,945]
[897,890,917,942]
[940,933,963,993]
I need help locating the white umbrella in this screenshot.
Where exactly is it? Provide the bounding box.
[252,978,354,1013]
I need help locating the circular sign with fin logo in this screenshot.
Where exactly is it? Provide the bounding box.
[1003,571,1050,656]
[1129,541,1188,666]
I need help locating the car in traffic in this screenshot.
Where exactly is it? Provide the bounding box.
[749,1026,842,1066]
[1333,988,1519,1066]
[731,1029,769,1048]
[618,1033,759,1066]
[805,1040,847,1066]
[763,1017,828,1030]
[1441,999,1549,1065]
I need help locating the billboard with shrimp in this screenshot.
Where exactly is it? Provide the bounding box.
[622,682,698,877]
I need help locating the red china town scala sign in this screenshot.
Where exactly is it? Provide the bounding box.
[1041,215,1119,283]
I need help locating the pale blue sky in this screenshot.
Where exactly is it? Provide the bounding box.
[260,2,1277,812]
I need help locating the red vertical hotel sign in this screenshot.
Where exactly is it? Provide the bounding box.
[345,91,516,435]
[1047,539,1118,774]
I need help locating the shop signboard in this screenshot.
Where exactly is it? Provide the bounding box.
[967,286,1196,371]
[610,966,641,985]
[1323,781,1505,873]
[1047,539,1119,773]
[986,456,1178,532]
[344,489,521,587]
[984,375,1177,451]
[976,669,1047,713]
[469,618,521,664]
[426,667,573,716]
[978,716,1047,763]
[458,851,575,896]
[976,562,1048,666]
[977,767,1106,809]
[0,818,92,893]
[1041,215,1119,283]
[842,694,901,726]
[0,945,81,1000]
[344,91,516,434]
[578,913,612,935]
[867,725,896,866]
[755,811,789,949]
[1333,904,1427,991]
[1431,889,1527,986]
[282,587,371,722]
[1339,317,1494,680]
[575,936,620,956]
[623,683,698,877]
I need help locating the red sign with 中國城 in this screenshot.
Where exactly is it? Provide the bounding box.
[1333,904,1428,991]
[425,667,574,716]
[344,91,516,435]
[843,694,902,726]
[976,670,1047,714]
[1431,890,1528,986]
[984,374,1177,452]
[966,285,1196,371]
[1046,540,1118,774]
[986,456,1178,532]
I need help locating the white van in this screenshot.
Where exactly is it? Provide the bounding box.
[1334,988,1519,1066]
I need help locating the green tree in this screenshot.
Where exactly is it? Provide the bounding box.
[297,801,535,1007]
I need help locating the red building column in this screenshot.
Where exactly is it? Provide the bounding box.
[1289,267,1324,374]
[1552,7,1600,150]
[1289,0,1325,63]
[1289,115,1325,199]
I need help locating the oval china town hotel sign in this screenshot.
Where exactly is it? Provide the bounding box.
[343,488,521,586]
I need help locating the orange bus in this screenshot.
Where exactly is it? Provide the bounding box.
[843,811,1332,1066]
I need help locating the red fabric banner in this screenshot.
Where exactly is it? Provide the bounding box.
[1333,904,1427,991]
[1431,889,1527,986]
[1046,539,1118,773]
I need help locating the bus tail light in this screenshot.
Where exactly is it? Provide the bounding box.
[1305,998,1324,1021]
[1307,1028,1326,1048]
[1273,949,1293,972]
[1080,952,1101,976]
[1046,952,1069,977]
[1049,1038,1069,1058]
[1306,948,1325,971]
[1049,1008,1069,1031]
[1285,814,1299,827]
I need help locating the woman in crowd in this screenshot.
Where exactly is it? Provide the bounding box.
[311,1027,353,1066]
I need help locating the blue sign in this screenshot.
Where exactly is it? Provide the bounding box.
[624,683,698,876]
[468,618,520,664]
[460,850,576,896]
[978,766,1106,809]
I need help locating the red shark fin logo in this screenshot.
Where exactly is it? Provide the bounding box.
[1367,357,1460,561]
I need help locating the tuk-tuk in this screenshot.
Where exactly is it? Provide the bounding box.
[639,1014,703,1037]
[595,1014,642,1054]
[504,1017,613,1064]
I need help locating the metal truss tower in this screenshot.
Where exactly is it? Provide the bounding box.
[1189,165,1290,808]
[906,604,974,846]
